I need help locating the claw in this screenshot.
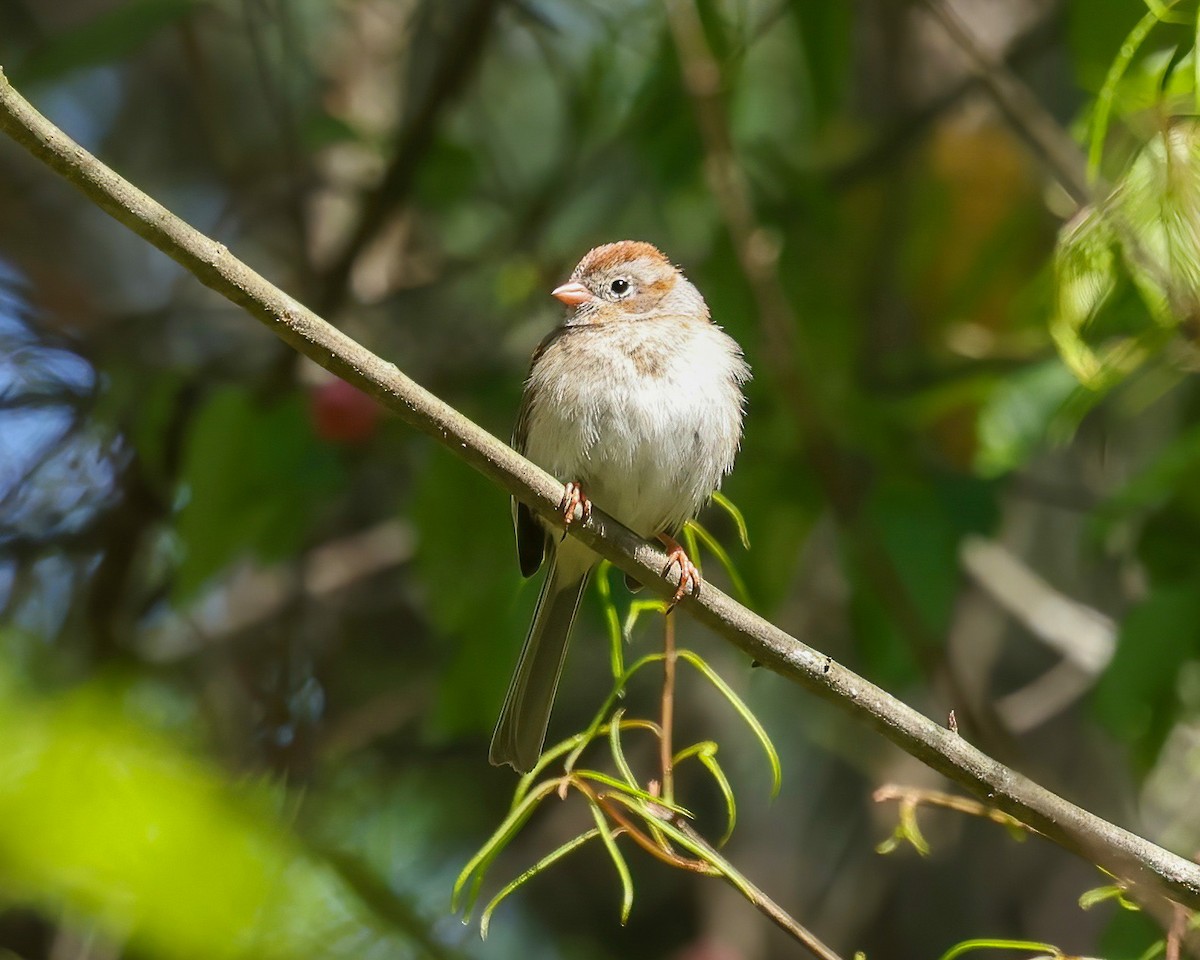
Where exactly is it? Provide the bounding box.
[658,533,701,607]
[558,481,592,540]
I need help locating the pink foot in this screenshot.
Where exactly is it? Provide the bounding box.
[658,533,701,606]
[559,481,592,540]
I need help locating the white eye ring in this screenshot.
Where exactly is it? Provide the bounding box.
[609,278,631,298]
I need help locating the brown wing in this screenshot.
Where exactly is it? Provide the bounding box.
[511,330,560,578]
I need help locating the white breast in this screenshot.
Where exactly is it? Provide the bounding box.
[522,318,748,538]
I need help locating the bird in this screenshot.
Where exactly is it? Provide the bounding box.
[489,240,751,773]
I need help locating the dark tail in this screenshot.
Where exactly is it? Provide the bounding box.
[489,554,591,772]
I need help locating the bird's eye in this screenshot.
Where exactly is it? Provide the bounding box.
[609,278,631,297]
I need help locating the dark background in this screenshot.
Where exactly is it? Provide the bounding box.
[0,0,1196,957]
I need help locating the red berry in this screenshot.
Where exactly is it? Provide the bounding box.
[310,379,381,445]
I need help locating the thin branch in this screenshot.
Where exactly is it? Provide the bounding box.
[827,7,1064,189]
[660,610,677,807]
[873,783,1034,835]
[918,0,1185,326]
[316,0,501,316]
[672,818,846,960]
[917,0,1093,208]
[2,69,1200,911]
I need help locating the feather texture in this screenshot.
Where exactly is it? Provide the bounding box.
[491,241,749,772]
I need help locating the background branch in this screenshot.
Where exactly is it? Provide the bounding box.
[2,66,1199,916]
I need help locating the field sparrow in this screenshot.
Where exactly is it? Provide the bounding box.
[489,241,751,772]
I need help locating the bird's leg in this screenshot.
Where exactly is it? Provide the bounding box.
[558,481,592,541]
[658,533,701,605]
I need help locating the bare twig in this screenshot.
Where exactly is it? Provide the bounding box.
[919,0,1189,342]
[3,68,1200,910]
[317,0,500,315]
[673,819,846,960]
[661,611,677,806]
[917,0,1093,208]
[827,8,1063,188]
[587,779,845,960]
[873,783,1034,836]
[1167,901,1187,960]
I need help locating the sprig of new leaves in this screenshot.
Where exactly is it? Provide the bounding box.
[453,495,779,937]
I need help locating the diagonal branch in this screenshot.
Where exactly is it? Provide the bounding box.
[917,0,1093,208]
[2,67,1200,911]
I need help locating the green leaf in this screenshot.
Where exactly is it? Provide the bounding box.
[453,779,561,920]
[607,797,756,902]
[18,0,200,85]
[607,707,639,789]
[675,741,736,846]
[975,358,1084,476]
[875,803,930,858]
[1053,121,1200,391]
[478,828,601,940]
[935,939,1063,960]
[587,800,634,925]
[0,671,421,960]
[684,519,752,604]
[560,652,669,777]
[622,598,670,642]
[676,650,781,797]
[596,562,626,679]
[1079,883,1139,911]
[710,490,751,549]
[681,524,702,576]
[1088,5,1171,179]
[574,770,694,820]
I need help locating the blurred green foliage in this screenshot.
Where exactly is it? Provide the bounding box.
[3,0,1200,958]
[0,667,431,960]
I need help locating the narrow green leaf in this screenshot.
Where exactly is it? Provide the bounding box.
[575,771,694,819]
[511,734,589,809]
[596,562,626,679]
[607,708,640,789]
[1136,940,1168,960]
[936,938,1062,960]
[623,599,669,641]
[676,651,782,797]
[1079,881,1140,912]
[1080,883,1127,910]
[685,519,752,604]
[478,829,601,939]
[453,780,560,919]
[676,741,737,846]
[1089,4,1174,179]
[875,831,902,856]
[1194,5,1200,114]
[587,801,635,924]
[682,525,703,575]
[711,490,751,549]
[615,801,756,901]
[1142,0,1191,24]
[563,653,666,773]
[898,802,931,857]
